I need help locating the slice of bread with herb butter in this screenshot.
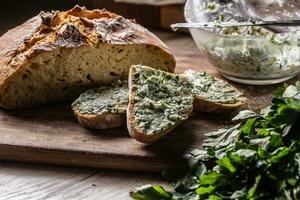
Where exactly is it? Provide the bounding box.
[72,81,128,130]
[127,65,194,144]
[183,70,246,113]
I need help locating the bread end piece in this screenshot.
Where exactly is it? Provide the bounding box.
[183,70,246,113]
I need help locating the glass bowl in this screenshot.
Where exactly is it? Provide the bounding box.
[184,0,300,85]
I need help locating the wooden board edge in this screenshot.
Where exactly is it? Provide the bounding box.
[0,144,176,173]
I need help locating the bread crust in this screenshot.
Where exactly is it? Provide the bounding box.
[193,97,246,113]
[0,5,175,109]
[127,66,193,144]
[73,108,126,130]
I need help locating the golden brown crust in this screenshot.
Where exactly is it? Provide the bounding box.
[73,108,126,130]
[193,97,246,113]
[0,16,43,86]
[127,66,193,144]
[0,5,175,98]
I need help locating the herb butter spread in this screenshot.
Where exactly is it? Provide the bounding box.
[131,65,194,135]
[184,70,244,104]
[191,0,300,80]
[72,81,128,115]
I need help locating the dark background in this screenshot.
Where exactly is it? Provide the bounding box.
[0,0,185,35]
[0,0,82,34]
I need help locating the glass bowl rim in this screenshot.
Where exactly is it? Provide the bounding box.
[183,0,295,42]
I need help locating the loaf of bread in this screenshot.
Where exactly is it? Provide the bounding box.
[0,5,175,109]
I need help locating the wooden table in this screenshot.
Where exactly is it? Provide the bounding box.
[0,31,197,200]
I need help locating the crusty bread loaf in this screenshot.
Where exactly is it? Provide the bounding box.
[0,5,175,109]
[127,65,194,144]
[183,70,246,113]
[72,81,128,129]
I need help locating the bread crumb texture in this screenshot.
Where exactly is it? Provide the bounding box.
[0,5,175,109]
[130,65,193,135]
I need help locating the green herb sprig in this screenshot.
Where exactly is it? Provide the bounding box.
[130,82,300,200]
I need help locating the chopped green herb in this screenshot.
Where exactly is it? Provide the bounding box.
[207,2,219,13]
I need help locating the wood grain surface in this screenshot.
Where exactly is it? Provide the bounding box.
[0,31,298,173]
[0,162,165,200]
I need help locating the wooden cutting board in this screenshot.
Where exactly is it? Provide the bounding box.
[0,37,298,173]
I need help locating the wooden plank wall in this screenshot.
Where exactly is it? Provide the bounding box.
[0,0,76,35]
[89,0,185,30]
[0,0,185,34]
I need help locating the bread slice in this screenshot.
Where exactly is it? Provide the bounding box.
[183,70,246,113]
[127,65,194,144]
[0,5,175,109]
[72,81,128,129]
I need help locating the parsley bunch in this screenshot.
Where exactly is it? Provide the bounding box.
[130,82,300,200]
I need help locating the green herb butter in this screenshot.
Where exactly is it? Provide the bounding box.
[72,81,128,115]
[184,70,244,104]
[200,1,300,79]
[131,66,194,135]
[207,2,219,13]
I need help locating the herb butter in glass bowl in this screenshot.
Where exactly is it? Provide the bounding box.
[184,0,300,85]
